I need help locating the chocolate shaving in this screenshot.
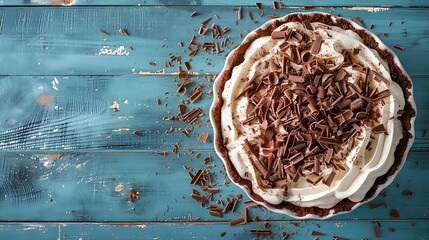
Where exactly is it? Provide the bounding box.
[247,11,254,21]
[188,48,198,57]
[250,229,272,235]
[392,45,405,51]
[319,137,342,145]
[303,20,313,31]
[311,230,325,236]
[369,201,387,209]
[99,29,109,35]
[209,210,222,217]
[201,17,212,26]
[273,1,282,9]
[373,124,388,134]
[373,226,379,238]
[184,61,192,71]
[189,90,203,103]
[402,190,413,196]
[242,201,258,208]
[288,75,305,83]
[118,28,128,36]
[389,209,400,218]
[271,31,286,39]
[229,217,246,226]
[190,169,204,185]
[178,104,187,115]
[244,139,260,158]
[310,35,322,55]
[324,170,336,187]
[372,70,390,86]
[255,2,263,9]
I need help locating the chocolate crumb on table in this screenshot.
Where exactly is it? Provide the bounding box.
[402,189,413,196]
[118,28,129,36]
[273,1,282,9]
[311,230,325,236]
[373,225,379,238]
[99,28,109,35]
[389,208,401,218]
[128,189,140,202]
[392,45,405,51]
[132,130,142,136]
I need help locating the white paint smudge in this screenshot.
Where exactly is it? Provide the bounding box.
[52,77,59,91]
[97,46,130,56]
[343,7,390,12]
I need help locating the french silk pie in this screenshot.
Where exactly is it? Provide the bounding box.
[210,12,416,218]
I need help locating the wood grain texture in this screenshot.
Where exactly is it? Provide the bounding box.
[0,75,426,151]
[0,7,426,76]
[3,0,429,7]
[0,3,427,240]
[0,151,426,221]
[0,221,428,240]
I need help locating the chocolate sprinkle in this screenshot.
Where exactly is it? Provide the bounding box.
[369,201,387,209]
[310,35,322,55]
[271,31,286,39]
[324,170,336,187]
[250,229,272,235]
[184,61,192,71]
[402,189,413,196]
[311,230,325,236]
[373,124,388,134]
[389,208,400,218]
[201,17,212,26]
[392,45,405,51]
[373,226,379,238]
[99,29,109,35]
[118,28,128,36]
[273,1,282,9]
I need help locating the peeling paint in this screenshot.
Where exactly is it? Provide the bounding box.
[37,94,56,106]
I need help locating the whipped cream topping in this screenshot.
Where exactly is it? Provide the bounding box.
[220,21,405,208]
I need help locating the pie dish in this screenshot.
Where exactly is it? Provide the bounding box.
[210,12,416,219]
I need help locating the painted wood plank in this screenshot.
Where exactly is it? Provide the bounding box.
[0,75,425,151]
[0,221,428,240]
[0,224,58,240]
[3,0,429,7]
[0,7,426,76]
[0,151,425,221]
[44,220,429,240]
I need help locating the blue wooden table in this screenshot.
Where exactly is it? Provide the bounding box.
[0,1,428,239]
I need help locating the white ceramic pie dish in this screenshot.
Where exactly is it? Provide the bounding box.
[210,12,416,219]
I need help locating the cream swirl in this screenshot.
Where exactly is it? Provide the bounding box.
[220,21,405,208]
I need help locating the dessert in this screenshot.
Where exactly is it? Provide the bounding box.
[210,12,416,218]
